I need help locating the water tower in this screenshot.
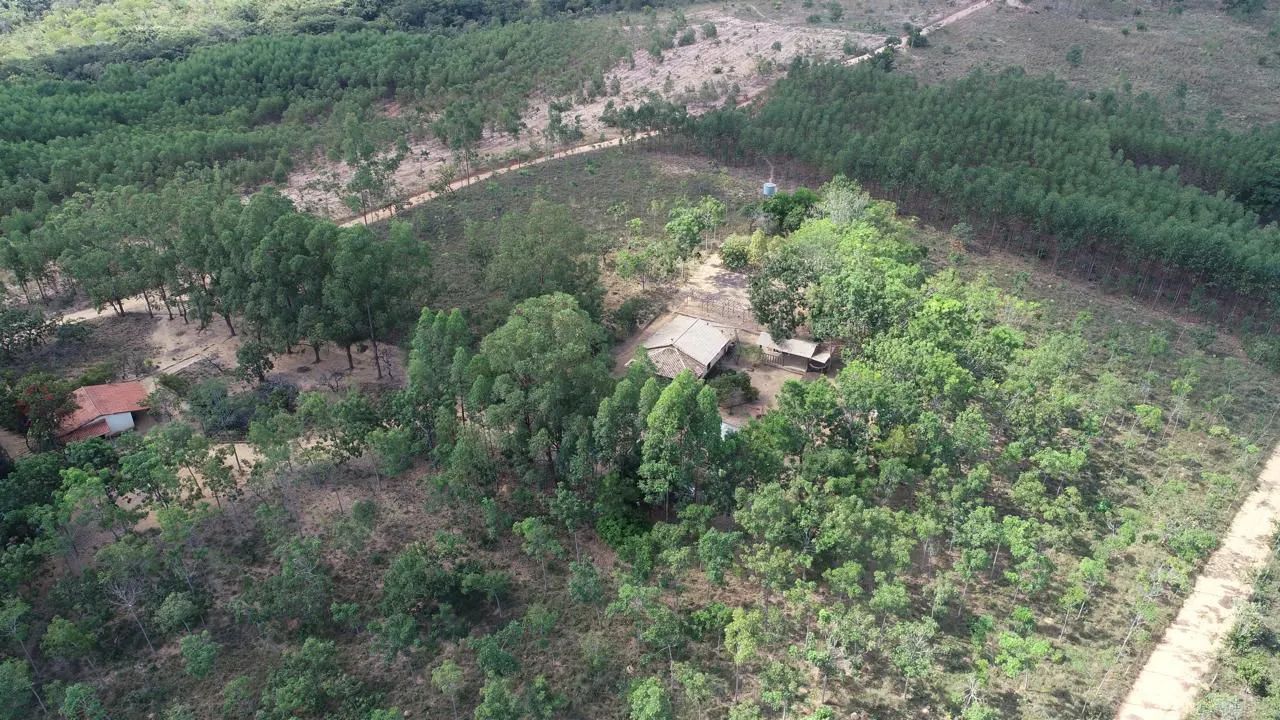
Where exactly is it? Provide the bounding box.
[762,160,777,197]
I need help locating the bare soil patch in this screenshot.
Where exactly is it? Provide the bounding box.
[280,9,869,221]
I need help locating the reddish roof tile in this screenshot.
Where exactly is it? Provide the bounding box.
[58,382,148,440]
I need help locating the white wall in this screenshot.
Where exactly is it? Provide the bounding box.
[103,412,135,435]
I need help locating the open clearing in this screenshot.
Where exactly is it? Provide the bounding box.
[900,0,1280,129]
[54,296,403,396]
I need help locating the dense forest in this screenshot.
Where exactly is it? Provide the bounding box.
[678,62,1280,321]
[2,172,1275,718]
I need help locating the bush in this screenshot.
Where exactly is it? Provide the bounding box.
[701,22,717,39]
[678,28,696,46]
[610,297,662,339]
[596,509,648,550]
[188,379,298,436]
[720,235,751,270]
[76,361,117,387]
[1245,334,1280,372]
[55,322,92,343]
[708,370,759,406]
[1235,651,1272,696]
[155,373,192,398]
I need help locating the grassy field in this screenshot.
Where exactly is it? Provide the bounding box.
[898,0,1280,129]
[401,145,1280,716]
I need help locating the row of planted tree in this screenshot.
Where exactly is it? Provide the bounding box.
[634,61,1280,328]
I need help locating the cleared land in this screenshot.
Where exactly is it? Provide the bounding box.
[287,0,997,221]
[899,0,1280,129]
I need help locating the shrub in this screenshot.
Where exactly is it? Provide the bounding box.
[701,22,717,39]
[1234,651,1272,696]
[708,370,759,406]
[678,28,696,46]
[720,235,751,270]
[76,361,117,387]
[156,373,192,397]
[1066,45,1084,67]
[610,297,662,339]
[56,322,92,343]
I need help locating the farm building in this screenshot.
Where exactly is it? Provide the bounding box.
[57,381,150,443]
[759,331,831,373]
[641,313,735,379]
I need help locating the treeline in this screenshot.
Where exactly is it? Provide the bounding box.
[11,180,428,376]
[682,62,1280,312]
[0,20,626,224]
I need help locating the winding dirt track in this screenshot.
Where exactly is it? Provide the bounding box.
[338,0,999,229]
[1116,446,1280,719]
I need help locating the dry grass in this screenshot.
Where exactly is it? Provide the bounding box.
[899,0,1280,129]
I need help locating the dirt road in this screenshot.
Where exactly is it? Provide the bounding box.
[338,0,1005,229]
[1115,444,1280,719]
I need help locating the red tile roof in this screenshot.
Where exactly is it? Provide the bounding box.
[58,382,148,441]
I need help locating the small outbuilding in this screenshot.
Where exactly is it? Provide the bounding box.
[641,314,735,380]
[759,331,832,373]
[58,382,150,443]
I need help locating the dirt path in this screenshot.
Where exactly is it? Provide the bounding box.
[1115,444,1280,719]
[339,0,1006,229]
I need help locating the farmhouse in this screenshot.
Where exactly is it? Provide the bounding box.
[759,331,831,373]
[57,381,150,443]
[641,313,735,379]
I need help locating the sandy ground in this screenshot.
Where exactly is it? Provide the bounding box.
[1115,444,1280,719]
[614,249,825,422]
[62,297,404,394]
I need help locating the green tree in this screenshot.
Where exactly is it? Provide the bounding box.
[478,293,609,472]
[639,371,722,517]
[431,659,465,720]
[0,596,36,669]
[180,630,219,678]
[724,607,764,695]
[60,682,106,720]
[13,373,76,450]
[41,616,96,669]
[258,638,360,720]
[0,658,44,718]
[512,517,564,591]
[236,340,275,383]
[629,676,673,720]
[474,677,521,720]
[486,201,602,314]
